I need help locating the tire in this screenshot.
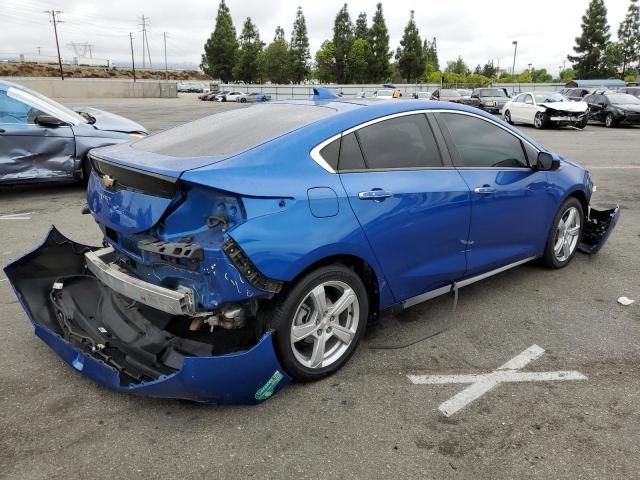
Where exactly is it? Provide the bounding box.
[240,97,247,103]
[269,264,368,382]
[534,112,549,129]
[576,116,588,129]
[542,197,584,269]
[80,157,92,185]
[605,113,617,128]
[504,110,513,124]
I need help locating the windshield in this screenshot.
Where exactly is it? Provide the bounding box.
[607,93,640,105]
[458,89,472,96]
[479,88,507,98]
[376,89,393,96]
[534,92,568,103]
[6,84,87,125]
[440,89,460,97]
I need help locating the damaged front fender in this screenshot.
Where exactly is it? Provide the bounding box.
[578,206,620,254]
[4,226,291,404]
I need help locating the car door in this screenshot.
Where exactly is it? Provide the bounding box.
[519,93,537,124]
[337,113,471,302]
[587,94,607,122]
[434,111,555,275]
[0,87,75,183]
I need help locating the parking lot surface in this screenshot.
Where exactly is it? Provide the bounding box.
[1,95,639,479]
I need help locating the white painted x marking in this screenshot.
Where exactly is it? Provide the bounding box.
[408,345,587,416]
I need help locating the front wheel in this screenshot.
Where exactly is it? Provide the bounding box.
[534,112,549,129]
[575,116,588,129]
[542,197,584,269]
[605,113,617,128]
[504,110,513,124]
[269,265,368,381]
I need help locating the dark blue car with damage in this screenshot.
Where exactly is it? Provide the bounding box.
[5,89,618,404]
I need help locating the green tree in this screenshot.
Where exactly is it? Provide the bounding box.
[424,37,439,71]
[333,3,354,83]
[560,67,576,81]
[531,68,552,82]
[260,27,291,84]
[618,0,640,77]
[233,17,263,83]
[290,6,310,83]
[347,38,371,83]
[368,3,392,82]
[568,0,612,78]
[445,56,470,76]
[201,0,238,82]
[314,40,336,83]
[355,12,368,40]
[395,10,425,83]
[481,60,497,78]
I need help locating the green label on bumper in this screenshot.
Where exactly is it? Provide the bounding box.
[255,370,284,400]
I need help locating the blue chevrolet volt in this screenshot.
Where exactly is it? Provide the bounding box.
[5,90,618,403]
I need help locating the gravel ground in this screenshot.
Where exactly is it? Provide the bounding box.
[1,94,639,479]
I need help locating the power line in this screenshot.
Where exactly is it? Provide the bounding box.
[138,14,152,68]
[44,9,64,80]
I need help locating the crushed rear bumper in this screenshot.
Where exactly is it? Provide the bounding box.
[3,226,291,404]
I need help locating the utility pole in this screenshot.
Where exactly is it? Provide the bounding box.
[139,15,152,69]
[511,40,518,80]
[163,32,169,80]
[44,10,64,80]
[129,32,137,82]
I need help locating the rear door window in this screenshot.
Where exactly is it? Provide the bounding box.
[355,114,443,170]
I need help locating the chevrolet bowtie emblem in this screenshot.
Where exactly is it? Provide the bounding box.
[101,174,115,189]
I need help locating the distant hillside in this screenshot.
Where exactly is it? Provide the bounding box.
[0,62,209,80]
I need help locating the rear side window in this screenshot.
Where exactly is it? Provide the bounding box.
[134,104,334,158]
[439,113,527,168]
[356,114,442,169]
[319,138,340,170]
[339,133,366,170]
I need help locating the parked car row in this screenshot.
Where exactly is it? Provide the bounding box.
[198,91,271,103]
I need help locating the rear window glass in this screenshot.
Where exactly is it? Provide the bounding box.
[339,133,366,170]
[133,104,334,157]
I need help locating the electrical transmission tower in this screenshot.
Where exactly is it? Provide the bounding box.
[139,14,152,68]
[68,42,94,58]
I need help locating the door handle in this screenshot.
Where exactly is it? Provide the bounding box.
[473,186,496,195]
[358,189,392,201]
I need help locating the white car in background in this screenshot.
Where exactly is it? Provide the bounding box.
[373,89,395,100]
[216,91,246,102]
[502,91,589,129]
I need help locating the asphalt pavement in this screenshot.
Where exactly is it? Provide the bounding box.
[1,94,639,479]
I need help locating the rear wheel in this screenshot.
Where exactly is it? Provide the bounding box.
[542,197,583,269]
[504,110,513,124]
[270,265,368,381]
[534,112,549,129]
[605,113,617,128]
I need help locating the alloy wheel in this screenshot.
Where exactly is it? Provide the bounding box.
[534,113,543,128]
[290,280,359,369]
[553,206,581,262]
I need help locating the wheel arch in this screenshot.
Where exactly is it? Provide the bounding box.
[281,253,382,321]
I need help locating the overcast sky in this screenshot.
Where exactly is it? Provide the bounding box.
[0,0,630,75]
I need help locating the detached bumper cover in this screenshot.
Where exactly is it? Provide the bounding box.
[578,206,619,254]
[4,226,291,404]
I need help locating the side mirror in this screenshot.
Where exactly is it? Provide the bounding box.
[536,152,560,171]
[35,114,67,128]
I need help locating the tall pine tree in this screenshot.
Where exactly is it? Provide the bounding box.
[396,11,425,83]
[201,0,238,82]
[355,12,368,40]
[233,17,263,83]
[618,0,640,77]
[261,26,290,84]
[290,6,311,83]
[568,0,612,78]
[368,3,392,82]
[333,4,354,83]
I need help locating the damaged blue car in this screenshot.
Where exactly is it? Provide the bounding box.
[5,90,618,404]
[0,80,147,184]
